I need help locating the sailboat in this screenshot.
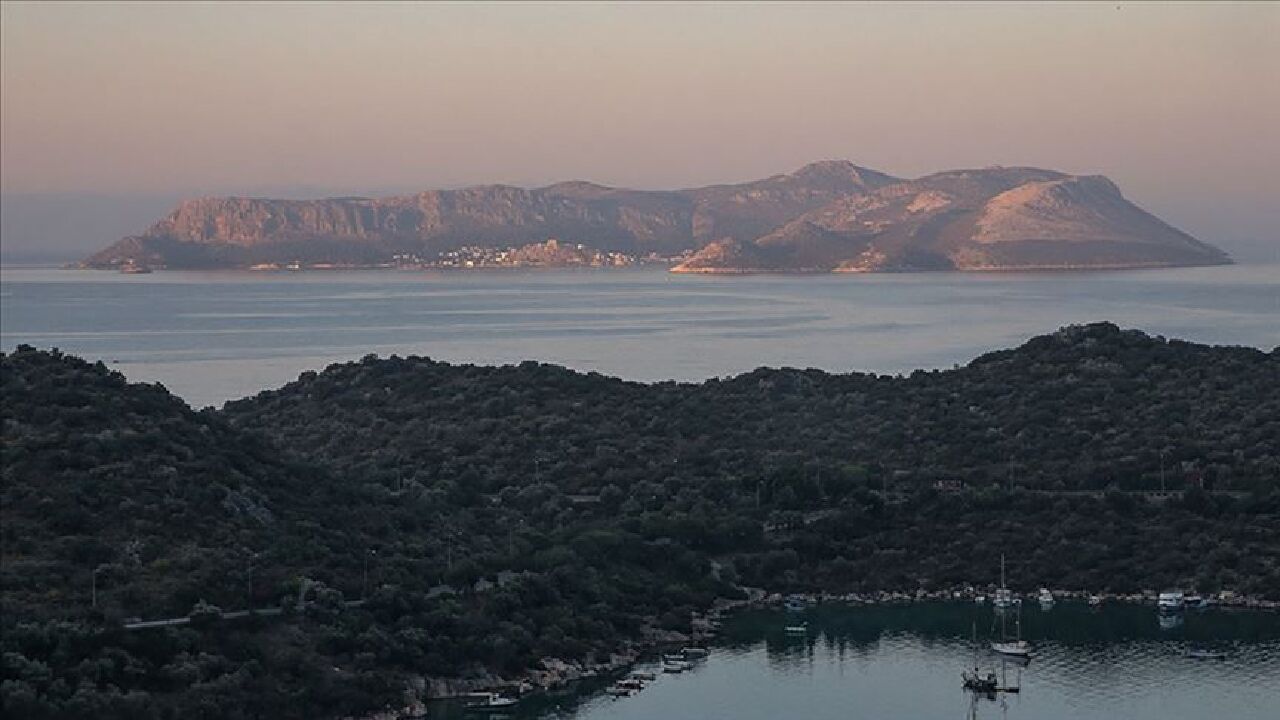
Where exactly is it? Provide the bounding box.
[991,555,1031,657]
[991,606,1031,658]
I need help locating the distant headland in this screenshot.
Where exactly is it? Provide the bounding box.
[80,161,1231,273]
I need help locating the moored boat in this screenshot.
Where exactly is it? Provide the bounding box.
[465,692,518,710]
[119,260,153,274]
[1158,590,1186,612]
[991,639,1031,658]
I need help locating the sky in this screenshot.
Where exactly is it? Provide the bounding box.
[1,1,1277,260]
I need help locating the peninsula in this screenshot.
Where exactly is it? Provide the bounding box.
[80,162,1230,273]
[3,324,1277,718]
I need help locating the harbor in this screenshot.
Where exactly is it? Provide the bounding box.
[406,600,1279,719]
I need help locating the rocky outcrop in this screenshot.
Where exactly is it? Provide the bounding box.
[673,167,1231,273]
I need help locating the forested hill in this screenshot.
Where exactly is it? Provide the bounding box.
[2,325,1278,719]
[227,323,1278,496]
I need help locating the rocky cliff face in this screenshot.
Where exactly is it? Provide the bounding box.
[82,162,1229,272]
[81,161,895,269]
[672,167,1231,273]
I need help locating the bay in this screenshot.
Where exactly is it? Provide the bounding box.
[425,604,1280,720]
[1,264,1276,409]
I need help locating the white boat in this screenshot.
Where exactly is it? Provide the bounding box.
[991,639,1032,658]
[1038,588,1055,608]
[662,660,690,673]
[1158,590,1186,612]
[1088,594,1104,608]
[784,623,808,635]
[466,692,518,710]
[991,581,1032,658]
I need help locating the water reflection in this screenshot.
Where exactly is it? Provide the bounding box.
[416,603,1280,720]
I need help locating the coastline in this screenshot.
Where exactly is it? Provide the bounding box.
[356,585,1279,719]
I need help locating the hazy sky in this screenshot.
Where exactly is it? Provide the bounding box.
[2,2,1277,257]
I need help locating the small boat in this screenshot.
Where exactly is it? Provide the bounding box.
[784,623,808,635]
[681,646,709,658]
[465,692,518,710]
[662,652,686,662]
[1158,590,1186,612]
[119,260,153,274]
[962,668,999,694]
[784,595,810,612]
[1088,594,1104,608]
[974,595,987,605]
[662,660,689,673]
[615,678,645,690]
[1038,588,1055,608]
[605,685,633,697]
[991,639,1031,658]
[991,598,1031,658]
[1186,647,1229,660]
[629,671,657,682]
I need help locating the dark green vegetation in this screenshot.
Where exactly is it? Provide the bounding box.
[3,324,1278,718]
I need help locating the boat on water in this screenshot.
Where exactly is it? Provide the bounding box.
[784,594,810,612]
[1159,589,1186,612]
[1038,588,1055,608]
[629,671,657,682]
[990,559,1032,659]
[465,692,518,711]
[1088,594,1104,608]
[682,646,709,658]
[119,260,153,274]
[991,638,1031,658]
[962,668,999,695]
[784,623,808,635]
[660,655,691,671]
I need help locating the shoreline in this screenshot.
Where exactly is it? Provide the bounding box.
[354,585,1278,718]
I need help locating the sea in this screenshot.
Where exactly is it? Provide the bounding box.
[1,264,1276,408]
[2,264,1279,718]
[421,603,1280,720]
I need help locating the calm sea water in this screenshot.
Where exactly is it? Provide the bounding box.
[425,604,1279,720]
[1,264,1277,407]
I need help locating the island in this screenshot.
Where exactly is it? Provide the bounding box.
[78,162,1230,273]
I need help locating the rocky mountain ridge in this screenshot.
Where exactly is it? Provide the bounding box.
[81,161,1230,272]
